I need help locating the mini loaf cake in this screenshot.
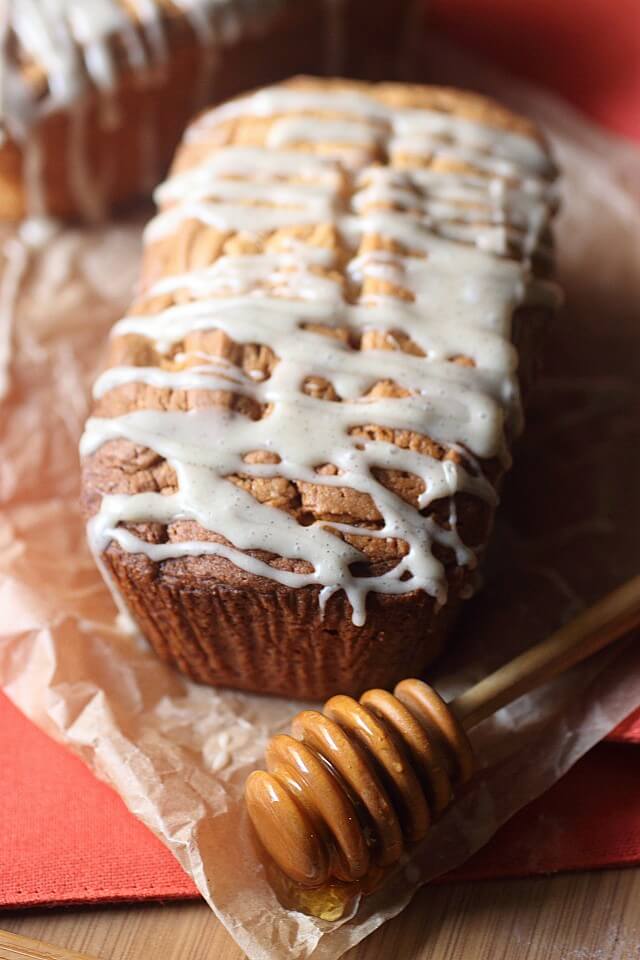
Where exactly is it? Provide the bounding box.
[0,0,414,220]
[81,77,560,699]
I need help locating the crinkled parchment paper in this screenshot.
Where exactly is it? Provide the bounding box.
[1,42,639,960]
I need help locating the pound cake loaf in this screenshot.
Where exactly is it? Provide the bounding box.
[81,77,560,699]
[0,0,415,220]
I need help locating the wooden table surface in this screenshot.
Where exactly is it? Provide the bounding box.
[1,869,638,960]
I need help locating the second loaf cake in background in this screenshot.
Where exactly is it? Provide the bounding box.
[81,77,560,699]
[0,0,416,220]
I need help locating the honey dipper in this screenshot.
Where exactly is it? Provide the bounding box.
[245,575,640,912]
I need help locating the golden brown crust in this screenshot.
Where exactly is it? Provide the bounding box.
[82,78,556,697]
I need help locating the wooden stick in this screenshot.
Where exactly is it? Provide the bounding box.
[0,929,98,960]
[451,574,640,730]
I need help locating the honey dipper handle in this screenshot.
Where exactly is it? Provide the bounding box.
[451,574,640,730]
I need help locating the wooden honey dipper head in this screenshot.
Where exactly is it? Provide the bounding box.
[245,680,474,888]
[246,574,640,895]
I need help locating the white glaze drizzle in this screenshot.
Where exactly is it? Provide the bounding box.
[167,87,558,256]
[82,83,560,625]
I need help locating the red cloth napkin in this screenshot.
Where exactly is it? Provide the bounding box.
[0,691,638,908]
[610,709,640,744]
[429,0,640,142]
[2,0,640,911]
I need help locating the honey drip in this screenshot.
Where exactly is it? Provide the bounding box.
[245,679,474,916]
